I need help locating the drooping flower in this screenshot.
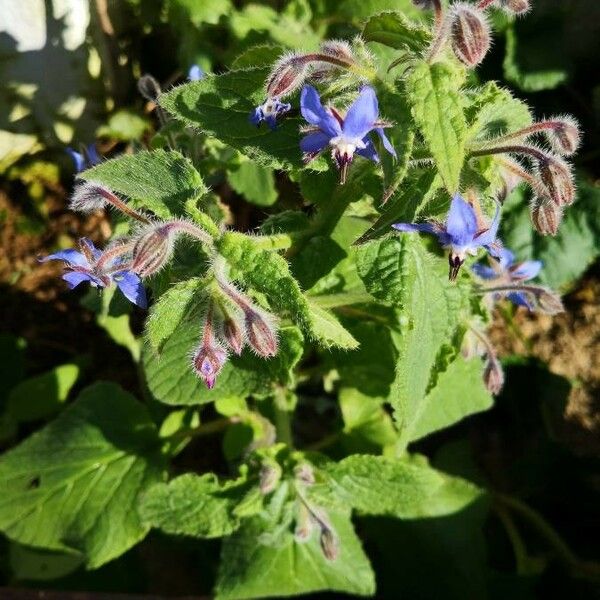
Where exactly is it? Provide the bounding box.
[393,193,501,280]
[38,238,147,308]
[472,248,542,309]
[66,144,101,173]
[299,85,396,183]
[250,97,292,130]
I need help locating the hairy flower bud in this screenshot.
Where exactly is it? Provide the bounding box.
[259,461,282,495]
[319,525,339,561]
[294,502,314,543]
[535,288,564,315]
[266,53,310,98]
[450,4,491,67]
[193,343,227,390]
[530,196,562,236]
[244,308,278,357]
[319,39,355,63]
[545,116,580,156]
[131,224,176,277]
[483,355,504,395]
[294,463,315,486]
[137,74,162,102]
[497,0,531,15]
[537,156,575,206]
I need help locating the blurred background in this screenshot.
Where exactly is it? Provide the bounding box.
[0,0,599,597]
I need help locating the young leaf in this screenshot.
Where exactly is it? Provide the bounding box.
[228,160,278,206]
[407,60,467,193]
[362,11,430,52]
[81,150,206,219]
[143,325,304,405]
[409,356,493,443]
[160,69,304,171]
[216,507,375,599]
[315,454,484,519]
[139,471,262,538]
[0,382,166,568]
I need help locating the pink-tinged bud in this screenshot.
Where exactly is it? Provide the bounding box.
[319,525,339,561]
[497,0,531,15]
[245,308,278,358]
[530,196,562,236]
[450,4,491,67]
[319,39,355,63]
[294,463,315,486]
[131,224,176,277]
[259,461,282,495]
[537,156,575,206]
[69,182,114,213]
[266,53,310,99]
[222,317,244,355]
[137,74,162,102]
[483,356,504,395]
[294,502,314,543]
[193,340,227,390]
[545,116,581,157]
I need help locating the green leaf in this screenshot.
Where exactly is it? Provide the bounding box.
[228,160,278,206]
[146,278,205,352]
[96,109,150,142]
[139,471,262,539]
[9,544,82,581]
[7,364,80,422]
[81,150,206,219]
[501,180,600,291]
[357,235,470,445]
[160,69,304,171]
[216,506,375,599]
[316,455,483,519]
[409,356,493,442]
[171,0,232,25]
[143,325,304,405]
[232,44,284,69]
[337,0,423,21]
[407,60,466,193]
[0,382,165,568]
[362,11,430,52]
[217,232,358,349]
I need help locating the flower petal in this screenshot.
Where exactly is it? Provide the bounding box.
[114,271,148,309]
[249,106,263,126]
[495,247,515,269]
[38,248,89,267]
[511,260,542,281]
[471,263,498,280]
[356,137,379,163]
[85,144,102,167]
[343,86,379,140]
[62,271,95,289]
[300,86,341,137]
[446,194,478,246]
[474,204,501,247]
[375,128,396,158]
[66,147,85,172]
[506,291,533,310]
[188,64,205,81]
[300,131,330,154]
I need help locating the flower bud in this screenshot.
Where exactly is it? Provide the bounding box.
[294,463,315,486]
[450,4,491,67]
[222,317,244,355]
[137,74,162,103]
[131,224,176,278]
[483,356,504,395]
[245,308,278,358]
[192,328,228,390]
[319,39,355,63]
[545,117,580,156]
[266,52,310,99]
[294,502,314,543]
[530,196,562,236]
[497,0,531,15]
[537,156,575,206]
[259,461,282,495]
[319,525,339,561]
[535,288,564,315]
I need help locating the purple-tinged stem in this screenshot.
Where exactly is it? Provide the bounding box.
[426,1,451,63]
[471,144,550,162]
[98,187,151,224]
[476,121,567,147]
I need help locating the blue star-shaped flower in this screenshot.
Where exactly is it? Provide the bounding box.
[299,85,396,183]
[472,248,542,309]
[39,238,147,308]
[393,193,501,280]
[249,97,292,130]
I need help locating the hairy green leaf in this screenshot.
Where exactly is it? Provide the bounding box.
[0,382,165,568]
[363,11,430,52]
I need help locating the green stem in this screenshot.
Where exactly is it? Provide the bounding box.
[274,406,293,447]
[493,504,532,575]
[166,417,233,443]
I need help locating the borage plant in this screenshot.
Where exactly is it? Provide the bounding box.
[0,0,584,597]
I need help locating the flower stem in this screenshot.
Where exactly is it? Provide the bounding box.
[470,144,550,162]
[426,0,451,64]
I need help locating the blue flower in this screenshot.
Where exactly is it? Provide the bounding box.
[249,97,291,130]
[39,238,147,308]
[66,144,101,173]
[188,64,205,81]
[300,85,396,183]
[472,247,542,309]
[393,193,501,280]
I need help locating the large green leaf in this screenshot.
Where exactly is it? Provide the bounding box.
[160,69,304,171]
[315,455,483,519]
[216,505,375,599]
[407,60,466,193]
[409,356,493,443]
[81,150,206,219]
[143,325,304,405]
[362,11,430,52]
[0,383,165,568]
[227,160,278,206]
[139,471,262,539]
